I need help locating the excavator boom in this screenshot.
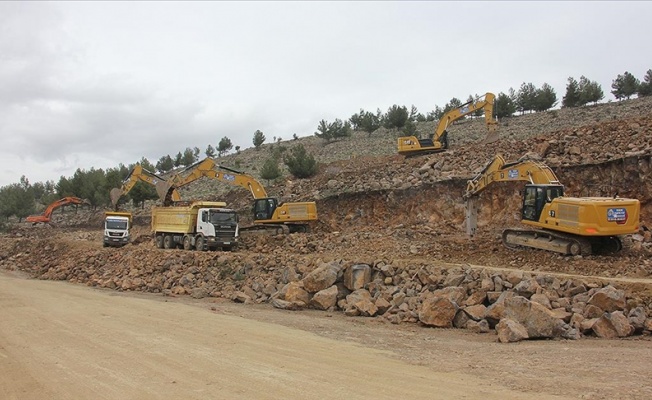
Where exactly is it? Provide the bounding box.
[398,92,499,156]
[110,164,181,209]
[26,196,89,224]
[464,154,561,199]
[161,158,268,203]
[160,157,317,232]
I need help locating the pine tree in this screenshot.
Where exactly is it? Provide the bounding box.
[217,137,233,157]
[562,77,581,108]
[516,82,537,114]
[205,144,216,158]
[283,144,317,178]
[638,69,652,97]
[533,83,557,112]
[182,148,196,166]
[259,157,282,184]
[611,71,640,100]
[494,92,517,118]
[252,130,266,150]
[578,76,604,105]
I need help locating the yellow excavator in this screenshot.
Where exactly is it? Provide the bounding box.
[159,157,318,233]
[463,154,640,255]
[398,92,499,156]
[110,164,181,208]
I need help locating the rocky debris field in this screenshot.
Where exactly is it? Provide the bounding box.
[3,97,652,344]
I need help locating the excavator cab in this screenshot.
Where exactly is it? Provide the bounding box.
[253,198,279,221]
[521,184,564,222]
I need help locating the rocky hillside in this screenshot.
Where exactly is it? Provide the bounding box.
[156,97,652,232]
[5,96,652,344]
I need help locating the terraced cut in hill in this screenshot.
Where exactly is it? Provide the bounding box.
[2,96,652,347]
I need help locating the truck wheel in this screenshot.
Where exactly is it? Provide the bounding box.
[183,236,193,251]
[155,235,164,249]
[163,235,174,249]
[196,236,206,251]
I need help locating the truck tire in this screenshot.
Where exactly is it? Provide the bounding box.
[163,235,174,249]
[183,235,193,251]
[155,235,164,249]
[196,236,206,251]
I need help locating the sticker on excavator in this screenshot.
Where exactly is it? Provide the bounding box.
[223,174,235,181]
[508,169,519,179]
[607,208,627,224]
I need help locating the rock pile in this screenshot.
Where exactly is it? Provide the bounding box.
[2,235,651,343]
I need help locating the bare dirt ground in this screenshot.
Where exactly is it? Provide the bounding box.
[1,267,651,400]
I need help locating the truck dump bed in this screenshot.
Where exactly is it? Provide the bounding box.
[151,201,227,234]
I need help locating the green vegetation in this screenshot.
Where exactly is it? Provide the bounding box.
[259,157,282,184]
[611,71,639,100]
[217,137,233,157]
[639,70,652,97]
[283,144,317,178]
[315,119,352,142]
[253,130,266,150]
[2,65,649,223]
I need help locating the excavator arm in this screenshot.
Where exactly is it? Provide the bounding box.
[160,157,318,231]
[26,196,89,224]
[464,154,561,199]
[110,164,181,209]
[161,158,268,203]
[398,92,499,156]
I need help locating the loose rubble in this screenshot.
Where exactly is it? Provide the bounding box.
[2,96,652,343]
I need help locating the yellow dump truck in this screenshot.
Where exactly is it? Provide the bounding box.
[151,201,239,251]
[103,211,133,247]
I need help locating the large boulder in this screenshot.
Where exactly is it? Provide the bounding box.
[282,281,311,305]
[343,264,372,291]
[587,285,626,312]
[502,296,564,338]
[310,285,338,311]
[496,319,529,343]
[345,289,377,317]
[419,296,458,328]
[592,311,634,338]
[302,262,341,293]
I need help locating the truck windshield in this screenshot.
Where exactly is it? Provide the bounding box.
[106,220,128,230]
[210,212,237,224]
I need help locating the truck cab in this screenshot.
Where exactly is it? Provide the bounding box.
[103,211,132,247]
[197,207,239,250]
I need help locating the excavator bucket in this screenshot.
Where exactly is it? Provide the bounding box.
[482,125,500,145]
[109,188,123,207]
[155,181,172,204]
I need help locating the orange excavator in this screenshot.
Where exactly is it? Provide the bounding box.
[26,197,89,224]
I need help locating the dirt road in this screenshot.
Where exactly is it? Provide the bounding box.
[1,271,651,400]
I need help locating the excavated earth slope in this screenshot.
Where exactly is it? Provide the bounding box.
[2,97,652,343]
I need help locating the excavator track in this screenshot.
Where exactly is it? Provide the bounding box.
[502,228,593,256]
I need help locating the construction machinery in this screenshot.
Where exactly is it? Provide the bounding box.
[463,154,640,256]
[103,211,132,247]
[109,164,181,209]
[398,92,499,156]
[151,201,239,251]
[26,197,89,224]
[159,157,318,234]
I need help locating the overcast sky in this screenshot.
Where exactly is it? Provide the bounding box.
[1,1,650,187]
